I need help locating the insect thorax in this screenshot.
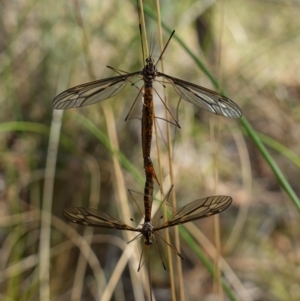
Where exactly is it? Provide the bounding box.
[142,222,154,245]
[143,57,158,84]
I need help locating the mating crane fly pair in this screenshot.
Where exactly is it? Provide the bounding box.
[52,30,242,183]
[53,30,239,269]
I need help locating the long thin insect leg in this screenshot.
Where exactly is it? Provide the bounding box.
[125,87,143,121]
[138,245,151,272]
[153,86,181,128]
[154,185,174,222]
[155,30,175,66]
[175,96,182,135]
[147,245,154,301]
[168,232,183,260]
[127,233,142,245]
[128,188,144,217]
[154,235,167,270]
[106,65,129,74]
[154,116,178,127]
[138,244,145,272]
[154,231,184,260]
[106,66,143,97]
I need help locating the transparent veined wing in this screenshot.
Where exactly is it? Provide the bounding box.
[52,72,141,109]
[63,207,139,232]
[157,72,242,119]
[154,195,232,231]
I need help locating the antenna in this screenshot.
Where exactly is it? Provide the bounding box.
[155,30,175,66]
[137,0,148,62]
[139,24,145,66]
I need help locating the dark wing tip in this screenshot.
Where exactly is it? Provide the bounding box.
[218,96,243,118]
[63,207,85,223]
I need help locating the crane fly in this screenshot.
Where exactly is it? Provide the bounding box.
[52,30,242,184]
[64,169,231,299]
[52,31,242,118]
[63,194,232,268]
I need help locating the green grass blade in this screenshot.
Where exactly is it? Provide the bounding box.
[258,132,300,168]
[241,117,300,210]
[180,225,239,301]
[0,121,74,150]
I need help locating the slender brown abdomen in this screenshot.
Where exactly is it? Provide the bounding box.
[142,84,159,184]
[143,168,154,222]
[142,85,154,161]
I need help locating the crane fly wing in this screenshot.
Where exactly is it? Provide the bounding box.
[157,72,242,119]
[63,207,138,232]
[154,196,232,231]
[52,72,141,109]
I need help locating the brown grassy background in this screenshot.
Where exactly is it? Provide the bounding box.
[0,0,300,300]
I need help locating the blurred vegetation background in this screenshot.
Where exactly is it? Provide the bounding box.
[1,0,300,300]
